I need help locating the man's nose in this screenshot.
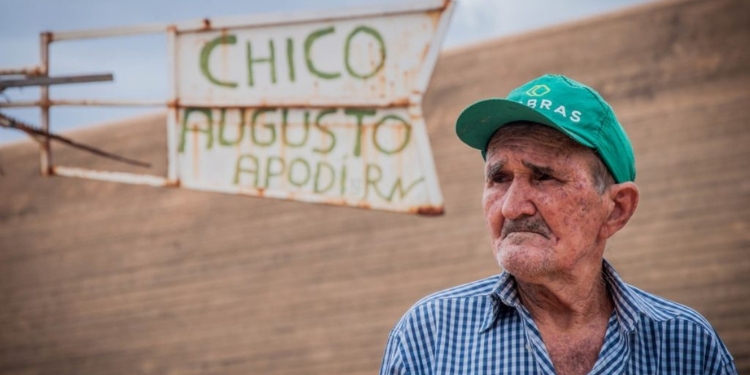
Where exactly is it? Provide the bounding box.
[501,178,536,219]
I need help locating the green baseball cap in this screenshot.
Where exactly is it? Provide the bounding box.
[455,74,635,183]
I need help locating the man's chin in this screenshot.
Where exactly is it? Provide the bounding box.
[495,244,553,280]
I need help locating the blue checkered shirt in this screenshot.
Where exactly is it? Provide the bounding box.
[380,260,737,374]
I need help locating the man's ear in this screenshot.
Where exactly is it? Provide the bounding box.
[601,182,639,239]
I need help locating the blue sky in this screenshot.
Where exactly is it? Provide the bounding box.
[0,0,655,145]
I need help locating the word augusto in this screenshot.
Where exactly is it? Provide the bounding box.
[177,107,425,203]
[200,25,386,88]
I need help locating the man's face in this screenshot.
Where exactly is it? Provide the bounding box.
[482,124,610,282]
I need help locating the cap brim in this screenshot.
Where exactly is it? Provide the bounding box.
[455,99,594,158]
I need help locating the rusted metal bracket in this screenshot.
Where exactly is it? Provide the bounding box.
[0,73,113,92]
[0,112,150,168]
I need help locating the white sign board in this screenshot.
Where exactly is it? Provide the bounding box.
[167,1,453,215]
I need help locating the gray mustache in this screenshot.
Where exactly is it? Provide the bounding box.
[501,217,551,239]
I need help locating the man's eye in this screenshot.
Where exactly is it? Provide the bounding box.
[537,173,554,181]
[490,173,510,183]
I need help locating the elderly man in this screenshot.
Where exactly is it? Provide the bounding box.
[379,75,737,375]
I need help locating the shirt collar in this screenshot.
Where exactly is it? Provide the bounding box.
[602,259,644,332]
[602,258,677,331]
[480,271,519,332]
[480,259,674,334]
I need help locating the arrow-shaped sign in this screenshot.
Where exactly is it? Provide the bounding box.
[169,1,454,215]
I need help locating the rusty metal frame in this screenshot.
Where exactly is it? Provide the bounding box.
[0,66,45,76]
[0,74,113,90]
[0,99,165,108]
[39,32,51,175]
[49,0,449,41]
[0,0,454,214]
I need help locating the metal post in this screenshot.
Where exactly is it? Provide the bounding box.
[39,32,51,175]
[166,26,178,183]
[0,66,44,76]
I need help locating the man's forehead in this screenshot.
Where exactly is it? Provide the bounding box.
[486,125,584,162]
[483,123,603,177]
[486,123,581,154]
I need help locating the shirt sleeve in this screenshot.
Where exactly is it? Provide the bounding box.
[703,326,738,375]
[379,329,410,375]
[721,361,739,375]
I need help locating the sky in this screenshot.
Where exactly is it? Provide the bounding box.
[0,0,656,145]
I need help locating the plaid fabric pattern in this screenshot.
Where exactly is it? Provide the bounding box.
[380,260,737,375]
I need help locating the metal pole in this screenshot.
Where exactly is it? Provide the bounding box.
[0,99,166,108]
[0,113,151,168]
[0,73,113,89]
[166,26,178,182]
[0,65,44,76]
[39,32,51,176]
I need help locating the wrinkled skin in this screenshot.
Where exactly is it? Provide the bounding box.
[482,123,639,375]
[483,125,610,284]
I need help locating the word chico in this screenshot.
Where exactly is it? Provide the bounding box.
[200,24,386,88]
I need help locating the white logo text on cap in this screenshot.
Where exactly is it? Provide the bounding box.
[525,99,582,123]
